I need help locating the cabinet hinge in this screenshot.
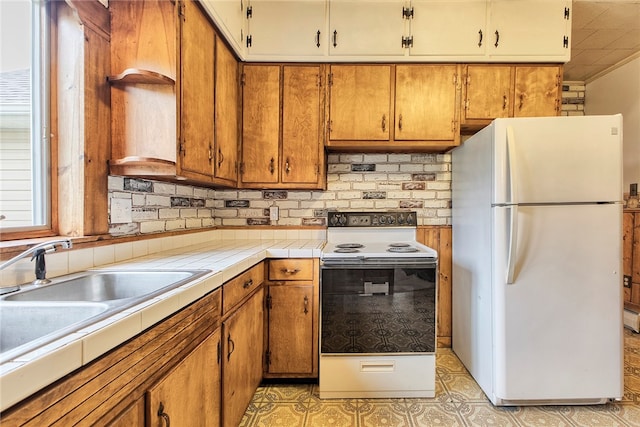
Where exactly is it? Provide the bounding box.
[402,6,414,19]
[453,73,458,86]
[178,1,185,19]
[564,7,570,20]
[246,5,253,19]
[240,73,246,86]
[328,73,333,86]
[179,142,186,154]
[239,162,245,175]
[246,35,252,48]
[316,163,320,176]
[563,36,569,48]
[265,350,271,366]
[317,74,322,88]
[217,340,221,364]
[401,36,413,48]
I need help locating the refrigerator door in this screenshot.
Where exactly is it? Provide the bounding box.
[492,203,623,404]
[492,115,623,205]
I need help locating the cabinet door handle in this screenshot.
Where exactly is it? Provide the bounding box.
[502,95,507,111]
[316,30,321,48]
[332,30,337,47]
[217,148,224,167]
[303,295,309,314]
[478,29,483,47]
[381,114,386,132]
[269,157,275,174]
[398,114,403,131]
[285,159,291,174]
[243,278,253,289]
[281,268,300,275]
[519,93,524,110]
[157,402,171,427]
[494,30,500,48]
[227,334,235,361]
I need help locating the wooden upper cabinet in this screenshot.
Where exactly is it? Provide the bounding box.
[179,0,216,182]
[463,64,513,122]
[328,65,392,141]
[214,37,239,184]
[241,64,325,189]
[513,65,561,117]
[241,65,281,184]
[395,64,459,142]
[282,66,324,185]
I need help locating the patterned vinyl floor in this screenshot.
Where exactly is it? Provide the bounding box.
[241,329,640,427]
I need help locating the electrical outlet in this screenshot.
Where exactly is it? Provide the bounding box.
[624,275,632,288]
[269,206,279,221]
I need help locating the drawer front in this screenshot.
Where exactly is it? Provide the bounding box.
[223,262,264,315]
[269,259,314,281]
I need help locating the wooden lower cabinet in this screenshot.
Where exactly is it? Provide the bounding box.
[264,259,319,378]
[147,329,221,427]
[623,210,640,306]
[106,398,145,427]
[418,225,452,348]
[222,286,264,427]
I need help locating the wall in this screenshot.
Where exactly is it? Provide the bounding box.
[585,56,640,193]
[108,153,451,235]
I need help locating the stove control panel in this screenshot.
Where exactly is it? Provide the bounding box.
[328,211,417,227]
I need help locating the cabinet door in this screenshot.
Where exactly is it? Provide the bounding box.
[214,37,239,183]
[222,288,264,427]
[513,65,561,117]
[266,284,314,375]
[488,0,571,60]
[147,329,221,427]
[410,0,486,57]
[329,0,406,56]
[463,64,513,121]
[282,66,323,185]
[329,65,391,141]
[200,0,246,55]
[395,65,458,141]
[246,1,327,57]
[180,0,215,181]
[241,65,280,184]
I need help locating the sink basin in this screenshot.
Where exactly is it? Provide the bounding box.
[0,269,210,363]
[3,270,209,303]
[0,302,110,362]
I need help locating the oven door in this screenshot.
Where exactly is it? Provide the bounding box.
[320,260,437,355]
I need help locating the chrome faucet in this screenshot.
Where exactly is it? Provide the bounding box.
[0,239,73,294]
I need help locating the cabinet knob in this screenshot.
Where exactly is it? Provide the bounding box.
[157,402,171,427]
[243,278,253,289]
[281,268,300,275]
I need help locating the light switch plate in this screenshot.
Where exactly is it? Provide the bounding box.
[269,206,279,221]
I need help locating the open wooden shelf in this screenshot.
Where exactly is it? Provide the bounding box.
[107,68,175,85]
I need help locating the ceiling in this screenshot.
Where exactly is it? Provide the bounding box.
[563,0,640,82]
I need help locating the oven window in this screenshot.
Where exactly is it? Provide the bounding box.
[321,266,436,354]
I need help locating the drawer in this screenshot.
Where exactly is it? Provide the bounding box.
[268,259,314,281]
[223,262,264,315]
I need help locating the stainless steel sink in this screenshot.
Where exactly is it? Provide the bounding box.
[0,269,210,363]
[0,301,110,363]
[3,270,209,303]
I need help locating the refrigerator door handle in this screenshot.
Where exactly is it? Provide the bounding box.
[506,205,518,284]
[506,126,518,204]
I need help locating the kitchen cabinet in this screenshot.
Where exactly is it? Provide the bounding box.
[1,289,222,426]
[240,64,326,189]
[245,0,327,58]
[623,211,640,306]
[409,0,487,57]
[214,37,240,183]
[329,0,405,56]
[109,0,237,187]
[461,64,561,132]
[222,286,264,427]
[147,330,221,427]
[327,64,460,151]
[200,0,246,56]
[264,259,319,378]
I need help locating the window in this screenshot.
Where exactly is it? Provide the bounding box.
[0,0,51,236]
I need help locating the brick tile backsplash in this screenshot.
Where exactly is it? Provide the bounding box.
[108,153,452,235]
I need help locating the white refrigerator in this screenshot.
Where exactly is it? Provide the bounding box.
[451,114,624,406]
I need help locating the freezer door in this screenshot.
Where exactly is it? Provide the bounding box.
[492,115,623,205]
[492,203,623,402]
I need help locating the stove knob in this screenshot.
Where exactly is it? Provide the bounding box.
[406,213,414,224]
[388,216,395,225]
[338,215,346,225]
[398,214,405,224]
[379,216,386,224]
[330,215,338,225]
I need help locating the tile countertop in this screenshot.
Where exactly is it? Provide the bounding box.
[0,235,325,412]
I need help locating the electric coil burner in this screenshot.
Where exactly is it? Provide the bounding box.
[320,211,438,399]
